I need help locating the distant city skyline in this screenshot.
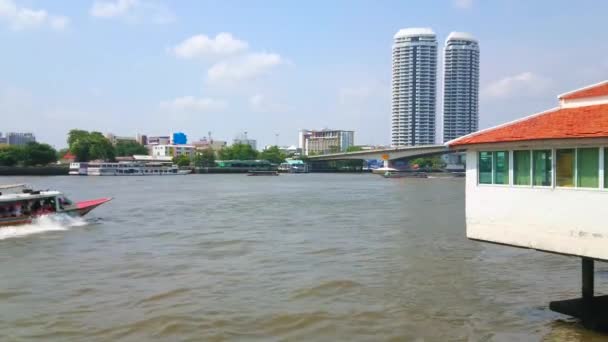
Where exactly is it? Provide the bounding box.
[2,1,608,148]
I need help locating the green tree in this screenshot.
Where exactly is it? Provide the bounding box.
[67,129,115,162]
[409,156,446,170]
[173,154,191,167]
[346,146,364,152]
[22,142,57,166]
[218,143,258,160]
[194,148,215,167]
[328,145,341,154]
[0,146,21,166]
[259,146,286,164]
[115,140,148,156]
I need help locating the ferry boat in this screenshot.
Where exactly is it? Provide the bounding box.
[0,184,111,227]
[69,162,191,176]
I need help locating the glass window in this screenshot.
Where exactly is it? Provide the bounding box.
[493,151,509,185]
[513,150,531,185]
[556,149,575,187]
[577,148,599,188]
[478,152,493,184]
[533,150,552,186]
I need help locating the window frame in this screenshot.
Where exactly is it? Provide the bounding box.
[531,149,553,188]
[476,146,608,191]
[477,150,510,187]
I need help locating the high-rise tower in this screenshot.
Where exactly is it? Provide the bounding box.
[442,32,480,143]
[391,28,438,146]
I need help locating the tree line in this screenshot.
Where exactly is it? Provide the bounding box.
[174,144,290,167]
[67,129,148,162]
[1,129,294,167]
[0,142,58,166]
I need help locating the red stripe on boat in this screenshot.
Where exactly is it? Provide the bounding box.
[76,198,112,209]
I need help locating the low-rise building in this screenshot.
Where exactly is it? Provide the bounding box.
[147,136,171,146]
[7,132,35,145]
[136,134,147,146]
[105,133,137,145]
[299,129,354,155]
[192,138,227,151]
[151,144,195,159]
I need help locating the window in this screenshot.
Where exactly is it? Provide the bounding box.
[577,148,599,188]
[478,151,508,185]
[556,149,575,187]
[533,150,552,186]
[513,150,531,185]
[493,151,509,185]
[478,152,493,184]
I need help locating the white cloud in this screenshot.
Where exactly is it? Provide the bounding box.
[483,72,552,99]
[90,0,175,23]
[0,0,69,31]
[207,52,284,83]
[90,0,138,18]
[160,96,226,112]
[453,0,473,9]
[170,33,248,59]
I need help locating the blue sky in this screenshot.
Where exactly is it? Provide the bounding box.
[1,0,607,148]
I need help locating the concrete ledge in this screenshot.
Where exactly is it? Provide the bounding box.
[550,295,608,330]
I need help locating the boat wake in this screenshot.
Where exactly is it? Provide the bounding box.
[0,214,88,240]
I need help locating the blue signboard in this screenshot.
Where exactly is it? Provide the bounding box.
[172,132,187,145]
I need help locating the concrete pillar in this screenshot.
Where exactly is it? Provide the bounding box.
[583,258,594,300]
[383,160,390,169]
[582,258,595,327]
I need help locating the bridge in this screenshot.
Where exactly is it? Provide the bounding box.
[307,144,451,161]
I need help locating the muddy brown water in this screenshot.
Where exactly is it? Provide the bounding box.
[0,174,606,341]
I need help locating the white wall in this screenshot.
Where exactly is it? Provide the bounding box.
[466,148,608,261]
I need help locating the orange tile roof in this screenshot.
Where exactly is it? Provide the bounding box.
[448,104,608,147]
[559,81,608,100]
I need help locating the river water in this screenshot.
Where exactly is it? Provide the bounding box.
[0,174,606,341]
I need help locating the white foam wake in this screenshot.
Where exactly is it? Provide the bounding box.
[0,214,88,240]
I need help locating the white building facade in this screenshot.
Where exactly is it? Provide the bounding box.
[442,32,480,143]
[299,129,354,155]
[448,80,608,261]
[152,144,195,159]
[392,28,437,146]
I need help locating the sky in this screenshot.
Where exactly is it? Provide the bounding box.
[1,0,608,149]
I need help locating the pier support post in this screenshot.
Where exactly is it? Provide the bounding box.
[581,258,595,327]
[582,258,594,301]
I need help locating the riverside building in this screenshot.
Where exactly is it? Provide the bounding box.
[299,129,354,156]
[442,32,480,143]
[6,132,35,146]
[448,80,608,328]
[392,28,437,146]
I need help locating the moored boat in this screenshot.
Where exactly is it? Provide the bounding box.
[382,171,428,178]
[0,184,111,227]
[69,161,191,176]
[247,170,279,176]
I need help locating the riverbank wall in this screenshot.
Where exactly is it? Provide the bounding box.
[0,166,69,176]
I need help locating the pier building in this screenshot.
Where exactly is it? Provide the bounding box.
[448,80,608,329]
